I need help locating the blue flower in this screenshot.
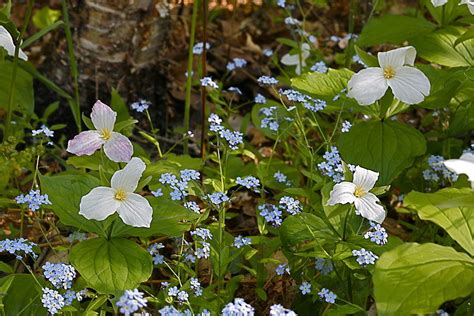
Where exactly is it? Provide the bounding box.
[352,248,378,266]
[423,155,458,184]
[200,77,218,89]
[275,263,290,276]
[148,243,165,265]
[184,201,201,213]
[259,106,280,131]
[236,176,260,193]
[352,54,367,67]
[42,262,76,290]
[130,99,151,113]
[274,171,291,186]
[191,228,213,240]
[63,290,76,306]
[222,298,254,316]
[193,42,210,55]
[15,189,51,211]
[279,196,302,215]
[263,48,274,57]
[226,58,247,71]
[318,288,337,303]
[152,188,163,197]
[257,75,279,86]
[177,290,189,302]
[233,235,252,248]
[0,238,37,259]
[254,93,267,104]
[284,17,301,26]
[299,282,311,295]
[317,146,345,183]
[190,277,203,296]
[116,289,147,316]
[269,304,297,316]
[311,61,328,73]
[277,0,286,7]
[341,120,352,133]
[32,125,54,138]
[315,258,333,275]
[41,288,65,315]
[195,242,210,259]
[207,192,229,206]
[364,222,388,245]
[259,204,283,227]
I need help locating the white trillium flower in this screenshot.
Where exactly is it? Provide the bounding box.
[79,157,153,227]
[431,0,448,7]
[67,100,133,162]
[0,26,28,61]
[460,0,474,14]
[327,166,386,224]
[443,153,474,189]
[281,43,311,75]
[347,46,430,106]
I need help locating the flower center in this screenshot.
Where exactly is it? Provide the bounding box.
[100,128,112,141]
[114,189,127,201]
[383,66,396,79]
[354,186,367,198]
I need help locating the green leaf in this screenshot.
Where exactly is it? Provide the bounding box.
[0,261,13,274]
[354,45,378,67]
[70,237,153,294]
[0,61,34,114]
[448,101,474,136]
[411,26,474,67]
[358,15,436,47]
[110,88,131,123]
[374,243,474,316]
[338,121,426,185]
[32,6,61,29]
[455,28,474,47]
[291,68,354,99]
[40,173,106,236]
[404,188,474,256]
[0,274,47,316]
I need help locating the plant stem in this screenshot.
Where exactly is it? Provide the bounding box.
[61,0,82,132]
[342,205,353,241]
[200,0,208,160]
[4,0,34,141]
[184,0,200,154]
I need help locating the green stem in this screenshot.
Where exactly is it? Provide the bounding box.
[342,205,354,241]
[61,0,82,132]
[184,0,200,154]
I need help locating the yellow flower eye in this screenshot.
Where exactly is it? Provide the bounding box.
[383,66,396,79]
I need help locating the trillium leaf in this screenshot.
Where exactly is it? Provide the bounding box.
[291,68,354,99]
[411,26,474,67]
[374,243,474,316]
[357,15,436,47]
[40,173,106,236]
[69,237,153,294]
[0,61,34,114]
[338,121,426,185]
[404,188,474,256]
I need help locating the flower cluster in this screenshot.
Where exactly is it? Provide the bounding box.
[269,304,297,316]
[130,99,151,113]
[200,77,219,89]
[116,289,147,316]
[315,258,333,275]
[279,196,302,215]
[311,61,328,73]
[42,262,76,290]
[190,277,203,296]
[364,222,388,245]
[184,201,201,213]
[233,235,252,248]
[259,106,279,131]
[254,93,267,104]
[207,192,230,206]
[341,120,352,133]
[15,189,51,211]
[423,155,458,184]
[275,263,290,276]
[193,42,210,55]
[0,238,37,259]
[317,146,345,183]
[236,176,260,193]
[284,17,301,26]
[222,298,255,316]
[273,171,291,186]
[208,113,244,149]
[279,88,326,112]
[318,288,337,304]
[226,57,247,71]
[299,281,312,295]
[257,75,279,86]
[258,203,283,227]
[148,243,165,265]
[32,125,54,138]
[41,288,65,315]
[352,248,378,266]
[159,169,200,201]
[191,228,213,240]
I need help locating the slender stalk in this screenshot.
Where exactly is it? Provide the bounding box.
[184,0,200,154]
[200,0,209,160]
[61,0,82,131]
[342,205,354,241]
[4,0,34,141]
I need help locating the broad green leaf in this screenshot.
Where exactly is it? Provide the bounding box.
[110,88,131,123]
[110,198,198,238]
[455,28,474,47]
[374,243,474,316]
[411,26,474,67]
[404,188,474,256]
[354,45,378,67]
[40,173,106,236]
[70,237,153,294]
[448,101,474,136]
[0,61,34,114]
[358,15,436,47]
[338,121,426,185]
[0,274,47,316]
[291,68,354,99]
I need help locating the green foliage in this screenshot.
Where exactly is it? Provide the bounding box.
[338,121,426,185]
[32,6,61,29]
[69,237,153,294]
[291,68,354,99]
[0,274,46,316]
[374,243,474,316]
[0,61,34,114]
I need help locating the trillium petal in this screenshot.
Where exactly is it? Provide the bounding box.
[347,67,388,105]
[327,182,357,205]
[388,66,430,105]
[104,132,133,162]
[431,0,448,7]
[79,187,120,221]
[116,193,153,228]
[67,130,104,156]
[460,0,474,14]
[0,26,28,61]
[378,46,416,68]
[443,153,474,185]
[353,166,379,191]
[281,53,299,66]
[91,100,116,131]
[354,193,386,223]
[111,157,146,192]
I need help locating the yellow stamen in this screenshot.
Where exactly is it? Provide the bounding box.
[354,186,366,198]
[114,189,127,201]
[383,66,396,79]
[100,128,112,141]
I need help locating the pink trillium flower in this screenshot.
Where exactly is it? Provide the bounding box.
[79,157,153,227]
[67,100,133,162]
